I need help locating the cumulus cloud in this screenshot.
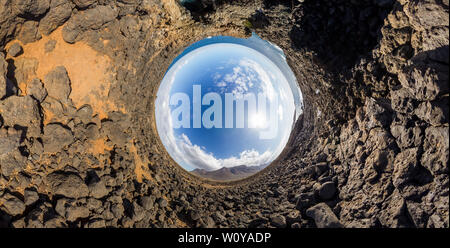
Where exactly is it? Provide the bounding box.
[171,134,274,171]
[213,58,276,101]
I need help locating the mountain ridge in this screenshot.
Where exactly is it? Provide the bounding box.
[191,164,266,181]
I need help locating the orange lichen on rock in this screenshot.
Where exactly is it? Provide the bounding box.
[5,26,119,120]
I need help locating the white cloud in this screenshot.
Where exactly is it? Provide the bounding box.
[170,134,274,171]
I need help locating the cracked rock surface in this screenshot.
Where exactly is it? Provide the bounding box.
[0,0,448,228]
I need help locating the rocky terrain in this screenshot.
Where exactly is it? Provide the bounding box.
[0,0,448,228]
[191,165,266,181]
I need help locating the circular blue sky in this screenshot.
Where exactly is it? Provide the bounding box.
[155,35,303,172]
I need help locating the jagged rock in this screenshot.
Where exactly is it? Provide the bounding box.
[26,78,47,102]
[43,124,74,153]
[17,21,42,44]
[87,218,106,228]
[0,150,26,177]
[12,0,50,17]
[39,0,73,35]
[390,124,422,149]
[24,188,39,206]
[72,0,97,9]
[44,216,67,227]
[398,60,449,101]
[393,148,419,189]
[140,196,155,210]
[132,201,146,222]
[306,203,343,228]
[88,178,109,199]
[7,43,22,57]
[286,210,302,225]
[318,182,336,201]
[295,192,316,210]
[270,214,287,228]
[0,128,21,156]
[76,105,93,124]
[158,198,168,208]
[421,126,449,175]
[45,172,89,198]
[62,5,117,43]
[101,120,130,147]
[0,54,7,99]
[390,87,417,114]
[362,98,391,129]
[0,193,25,216]
[415,98,449,126]
[55,198,90,222]
[43,66,72,104]
[0,95,41,137]
[378,189,411,227]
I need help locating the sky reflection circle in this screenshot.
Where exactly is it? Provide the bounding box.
[155,35,303,179]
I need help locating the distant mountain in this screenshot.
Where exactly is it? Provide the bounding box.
[191,164,266,181]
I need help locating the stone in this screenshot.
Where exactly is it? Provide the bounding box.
[45,40,57,53]
[415,98,449,126]
[0,95,41,137]
[378,190,410,227]
[421,126,449,175]
[212,212,227,223]
[390,124,422,149]
[398,60,449,101]
[24,188,39,206]
[318,182,336,200]
[26,78,47,102]
[17,21,42,44]
[44,216,67,227]
[111,203,124,219]
[362,98,391,129]
[55,198,90,222]
[132,202,146,222]
[295,192,316,210]
[1,193,25,216]
[39,0,73,35]
[101,121,130,147]
[72,0,97,9]
[12,0,50,17]
[314,162,329,176]
[7,43,23,57]
[62,5,117,43]
[76,105,93,124]
[0,54,7,99]
[286,210,302,225]
[43,66,72,104]
[270,214,287,228]
[306,203,343,228]
[46,171,89,198]
[393,148,419,188]
[0,128,21,156]
[140,196,155,210]
[158,198,168,208]
[0,150,26,177]
[390,87,416,114]
[88,178,109,199]
[43,124,74,153]
[88,218,106,228]
[199,216,215,228]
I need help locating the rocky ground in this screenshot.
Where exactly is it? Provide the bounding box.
[0,0,448,228]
